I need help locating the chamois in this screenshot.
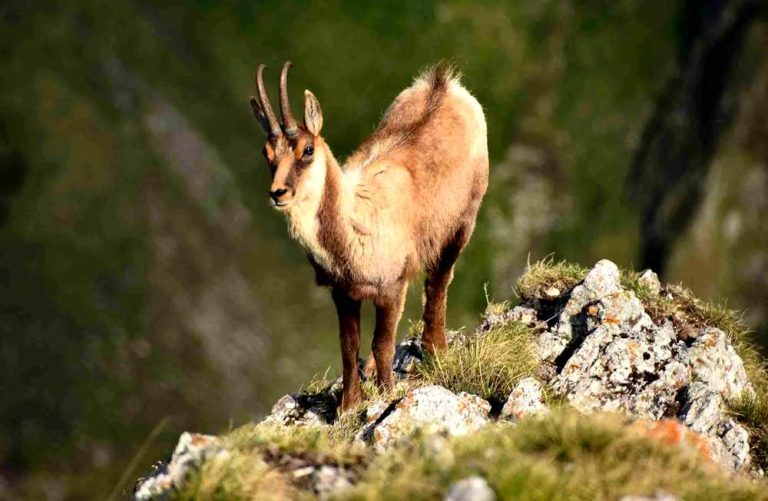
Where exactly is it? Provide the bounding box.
[250,62,488,411]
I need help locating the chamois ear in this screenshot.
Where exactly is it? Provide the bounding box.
[304,90,323,136]
[249,96,271,135]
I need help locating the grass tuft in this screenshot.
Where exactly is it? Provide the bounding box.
[515,258,588,300]
[729,391,768,472]
[417,321,539,400]
[176,450,297,501]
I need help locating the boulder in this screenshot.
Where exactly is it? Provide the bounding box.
[355,385,490,452]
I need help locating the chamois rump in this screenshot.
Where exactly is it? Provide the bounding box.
[250,62,488,410]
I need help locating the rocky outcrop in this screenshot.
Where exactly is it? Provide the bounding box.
[134,433,226,500]
[499,260,753,472]
[134,259,761,499]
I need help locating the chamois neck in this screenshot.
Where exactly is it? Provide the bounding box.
[285,139,356,279]
[315,143,355,273]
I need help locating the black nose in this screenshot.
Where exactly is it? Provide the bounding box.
[270,188,288,201]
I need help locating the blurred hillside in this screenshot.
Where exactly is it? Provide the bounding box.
[0,1,766,498]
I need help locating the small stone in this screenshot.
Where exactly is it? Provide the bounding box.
[545,286,561,298]
[313,465,353,498]
[263,393,336,427]
[444,476,495,501]
[501,378,547,420]
[637,269,661,295]
[393,337,424,377]
[716,419,751,471]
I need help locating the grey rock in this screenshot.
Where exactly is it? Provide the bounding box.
[637,269,662,295]
[312,465,353,499]
[263,393,336,427]
[479,305,547,333]
[500,377,548,420]
[355,385,490,452]
[134,432,226,500]
[540,259,624,364]
[393,336,424,377]
[444,476,496,501]
[679,383,751,471]
[680,383,723,435]
[686,327,753,400]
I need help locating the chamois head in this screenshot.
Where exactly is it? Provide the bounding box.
[250,62,325,211]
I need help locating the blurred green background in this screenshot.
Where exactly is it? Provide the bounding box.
[1,1,767,498]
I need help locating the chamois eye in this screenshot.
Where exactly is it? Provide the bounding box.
[303,146,314,157]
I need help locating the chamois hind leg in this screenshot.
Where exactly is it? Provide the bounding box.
[422,224,473,355]
[362,352,377,380]
[332,287,362,412]
[372,281,408,391]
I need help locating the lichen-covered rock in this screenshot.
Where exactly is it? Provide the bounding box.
[517,259,755,472]
[637,269,661,295]
[263,393,336,426]
[678,382,751,471]
[630,419,712,463]
[500,377,548,420]
[444,476,496,501]
[355,385,490,452]
[479,304,547,333]
[686,327,753,399]
[134,433,226,500]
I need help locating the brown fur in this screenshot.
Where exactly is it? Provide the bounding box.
[252,63,489,410]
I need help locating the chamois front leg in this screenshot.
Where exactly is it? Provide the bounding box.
[332,288,362,411]
[372,282,408,391]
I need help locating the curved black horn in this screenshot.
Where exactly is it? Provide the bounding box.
[256,64,281,137]
[279,61,299,137]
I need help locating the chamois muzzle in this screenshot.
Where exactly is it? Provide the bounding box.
[269,187,291,208]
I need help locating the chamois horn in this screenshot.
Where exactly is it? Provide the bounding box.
[279,61,299,137]
[256,64,281,137]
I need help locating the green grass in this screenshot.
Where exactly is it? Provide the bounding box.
[416,321,540,401]
[515,258,589,300]
[175,410,765,501]
[341,411,764,500]
[176,451,299,501]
